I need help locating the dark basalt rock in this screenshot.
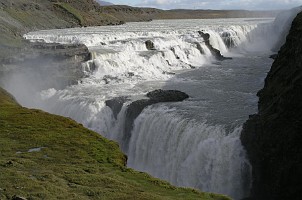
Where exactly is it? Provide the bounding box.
[269,54,278,60]
[30,42,92,61]
[170,47,180,59]
[195,42,205,54]
[146,89,189,101]
[0,42,92,91]
[105,96,128,119]
[198,31,232,61]
[123,90,189,152]
[271,7,302,52]
[145,40,156,50]
[241,11,302,200]
[102,75,121,84]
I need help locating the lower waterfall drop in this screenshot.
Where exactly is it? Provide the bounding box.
[127,105,251,199]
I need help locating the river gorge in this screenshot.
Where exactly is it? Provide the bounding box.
[1,13,298,199]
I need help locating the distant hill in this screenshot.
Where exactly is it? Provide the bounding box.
[95,0,114,6]
[0,0,280,55]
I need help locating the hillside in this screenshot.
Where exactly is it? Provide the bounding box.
[0,87,231,200]
[95,0,114,6]
[241,11,302,200]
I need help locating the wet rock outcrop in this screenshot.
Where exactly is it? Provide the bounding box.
[271,6,302,52]
[241,11,302,200]
[198,31,231,60]
[123,89,189,151]
[145,40,156,50]
[105,96,128,119]
[0,42,91,90]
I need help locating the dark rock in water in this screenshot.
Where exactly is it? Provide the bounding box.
[123,90,189,151]
[163,71,176,75]
[170,47,180,59]
[199,31,210,41]
[145,40,156,50]
[105,97,128,119]
[198,31,232,61]
[146,89,189,101]
[127,72,135,77]
[195,42,205,54]
[241,11,302,200]
[103,75,120,84]
[269,54,278,60]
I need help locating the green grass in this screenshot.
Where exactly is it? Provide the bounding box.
[0,87,231,200]
[54,3,84,26]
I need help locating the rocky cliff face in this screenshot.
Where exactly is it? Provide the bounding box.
[0,42,91,91]
[241,11,302,200]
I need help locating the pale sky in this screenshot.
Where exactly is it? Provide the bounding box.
[106,0,302,10]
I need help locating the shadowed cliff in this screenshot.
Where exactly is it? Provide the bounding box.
[241,11,302,200]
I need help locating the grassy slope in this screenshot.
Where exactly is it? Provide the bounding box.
[0,87,230,200]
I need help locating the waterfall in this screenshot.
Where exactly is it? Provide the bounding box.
[2,18,281,200]
[127,105,251,199]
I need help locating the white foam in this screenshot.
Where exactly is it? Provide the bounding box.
[127,105,251,199]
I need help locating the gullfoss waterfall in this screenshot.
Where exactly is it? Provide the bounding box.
[9,18,280,199]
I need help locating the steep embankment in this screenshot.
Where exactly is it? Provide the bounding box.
[241,11,302,200]
[0,87,230,200]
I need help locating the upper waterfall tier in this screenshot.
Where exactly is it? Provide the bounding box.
[23,18,274,86]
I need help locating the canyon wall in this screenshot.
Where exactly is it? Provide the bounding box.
[241,11,302,200]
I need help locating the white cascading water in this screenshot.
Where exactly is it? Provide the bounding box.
[128,105,251,198]
[3,18,285,199]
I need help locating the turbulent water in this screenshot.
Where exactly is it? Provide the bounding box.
[8,18,281,199]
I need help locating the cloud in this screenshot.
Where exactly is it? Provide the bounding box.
[136,0,302,10]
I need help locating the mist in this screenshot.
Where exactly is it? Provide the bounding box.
[0,44,89,108]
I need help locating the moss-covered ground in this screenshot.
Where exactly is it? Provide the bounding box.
[0,87,231,200]
[54,3,85,26]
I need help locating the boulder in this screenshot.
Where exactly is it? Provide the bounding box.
[145,40,155,50]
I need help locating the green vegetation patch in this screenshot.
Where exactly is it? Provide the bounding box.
[0,87,231,200]
[54,3,84,25]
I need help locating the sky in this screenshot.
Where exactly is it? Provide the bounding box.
[105,0,302,10]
